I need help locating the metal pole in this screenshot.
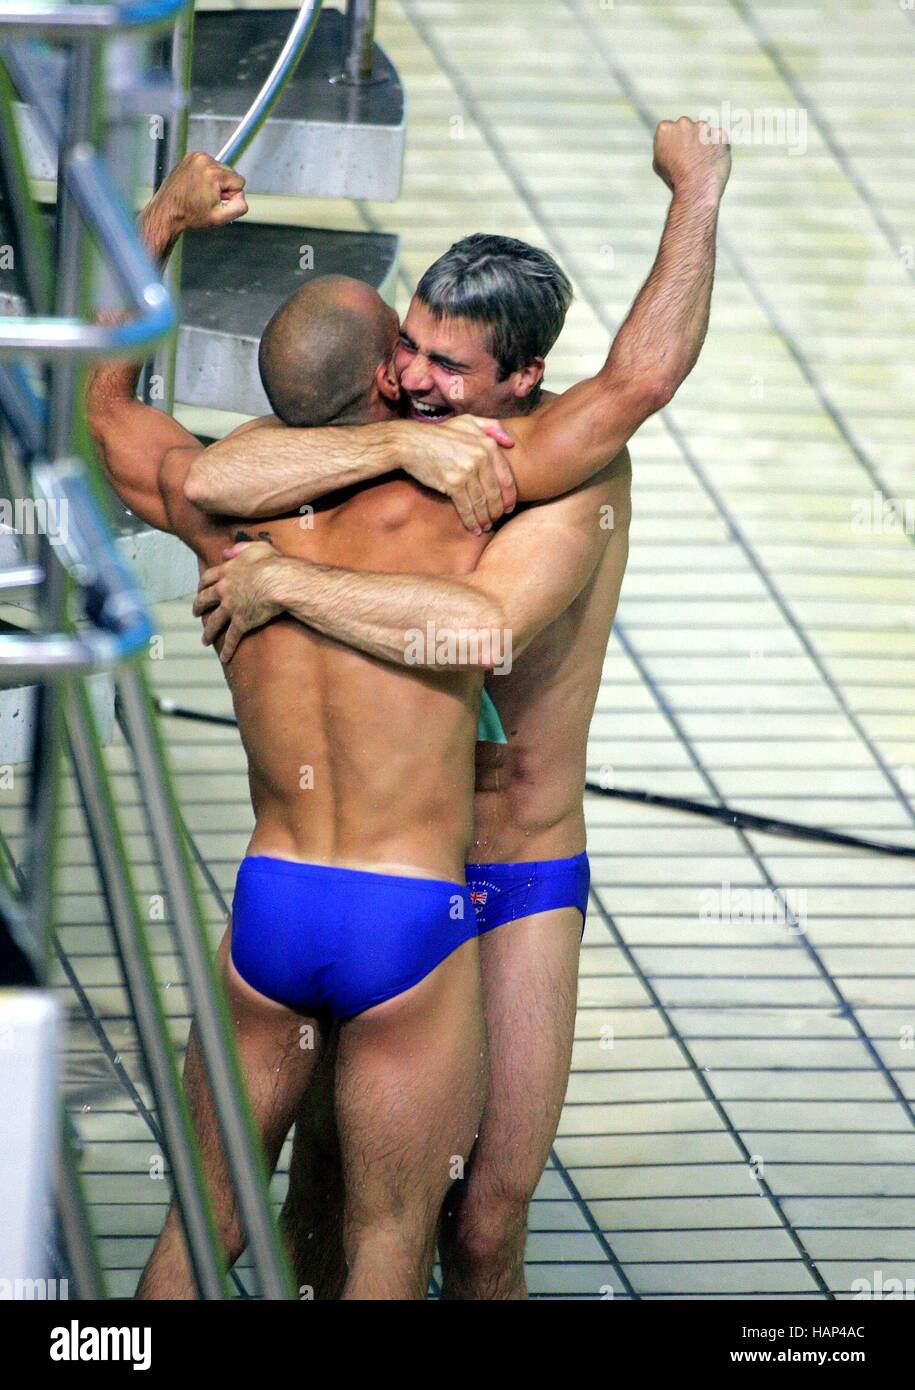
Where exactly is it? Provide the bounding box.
[144,2,193,412]
[344,0,376,83]
[0,59,52,314]
[215,0,322,166]
[57,1108,107,1299]
[26,37,99,970]
[66,680,228,1299]
[116,665,293,1300]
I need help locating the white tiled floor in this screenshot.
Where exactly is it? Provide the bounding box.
[11,0,915,1298]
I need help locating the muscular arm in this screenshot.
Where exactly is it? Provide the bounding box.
[86,155,250,530]
[183,415,451,516]
[184,412,518,537]
[85,193,202,530]
[196,451,629,667]
[505,172,723,499]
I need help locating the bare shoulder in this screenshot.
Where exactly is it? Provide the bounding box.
[157,442,214,550]
[221,413,282,441]
[561,445,631,501]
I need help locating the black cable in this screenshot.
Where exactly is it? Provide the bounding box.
[154,697,237,729]
[153,695,915,860]
[585,782,915,859]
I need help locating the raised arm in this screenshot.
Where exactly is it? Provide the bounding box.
[503,117,730,500]
[193,450,629,666]
[85,153,248,528]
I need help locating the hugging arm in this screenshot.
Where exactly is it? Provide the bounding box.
[194,453,628,666]
[183,412,517,535]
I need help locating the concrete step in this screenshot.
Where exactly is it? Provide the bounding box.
[15,8,405,201]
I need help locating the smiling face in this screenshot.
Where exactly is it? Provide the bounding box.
[394,298,544,423]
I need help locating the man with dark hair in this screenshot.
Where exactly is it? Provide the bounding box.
[412,232,574,409]
[186,117,732,1297]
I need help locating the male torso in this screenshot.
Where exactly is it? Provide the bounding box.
[161,458,490,882]
[472,417,632,865]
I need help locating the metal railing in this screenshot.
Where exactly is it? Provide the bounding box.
[216,0,323,166]
[147,0,378,413]
[0,0,296,1300]
[0,2,187,37]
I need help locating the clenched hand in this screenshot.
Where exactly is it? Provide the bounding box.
[152,151,248,234]
[653,116,731,199]
[193,540,280,664]
[398,415,518,533]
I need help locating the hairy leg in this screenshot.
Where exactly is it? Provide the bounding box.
[439,907,581,1299]
[279,1023,347,1300]
[336,938,486,1300]
[136,927,323,1299]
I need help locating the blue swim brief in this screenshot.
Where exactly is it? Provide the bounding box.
[231,856,476,1018]
[465,852,590,936]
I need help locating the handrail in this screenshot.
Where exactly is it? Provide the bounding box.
[0,146,174,357]
[0,460,153,680]
[65,680,228,1298]
[33,459,152,639]
[0,564,44,591]
[0,629,129,681]
[216,0,323,166]
[0,0,189,38]
[0,304,173,357]
[0,48,175,358]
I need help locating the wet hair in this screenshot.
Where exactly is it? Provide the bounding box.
[258,275,395,426]
[415,233,573,393]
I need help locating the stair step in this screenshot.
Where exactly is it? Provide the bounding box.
[15,8,405,201]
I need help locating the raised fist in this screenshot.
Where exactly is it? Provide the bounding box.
[153,151,248,234]
[653,116,731,198]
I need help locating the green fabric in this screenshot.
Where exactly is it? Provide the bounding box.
[477,687,507,744]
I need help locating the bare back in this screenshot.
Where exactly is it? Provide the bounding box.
[162,463,489,882]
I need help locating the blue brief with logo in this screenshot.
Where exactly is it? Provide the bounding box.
[465,852,590,936]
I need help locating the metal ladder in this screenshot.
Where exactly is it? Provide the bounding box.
[0,0,389,1302]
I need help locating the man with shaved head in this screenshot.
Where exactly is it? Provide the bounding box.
[257,276,400,427]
